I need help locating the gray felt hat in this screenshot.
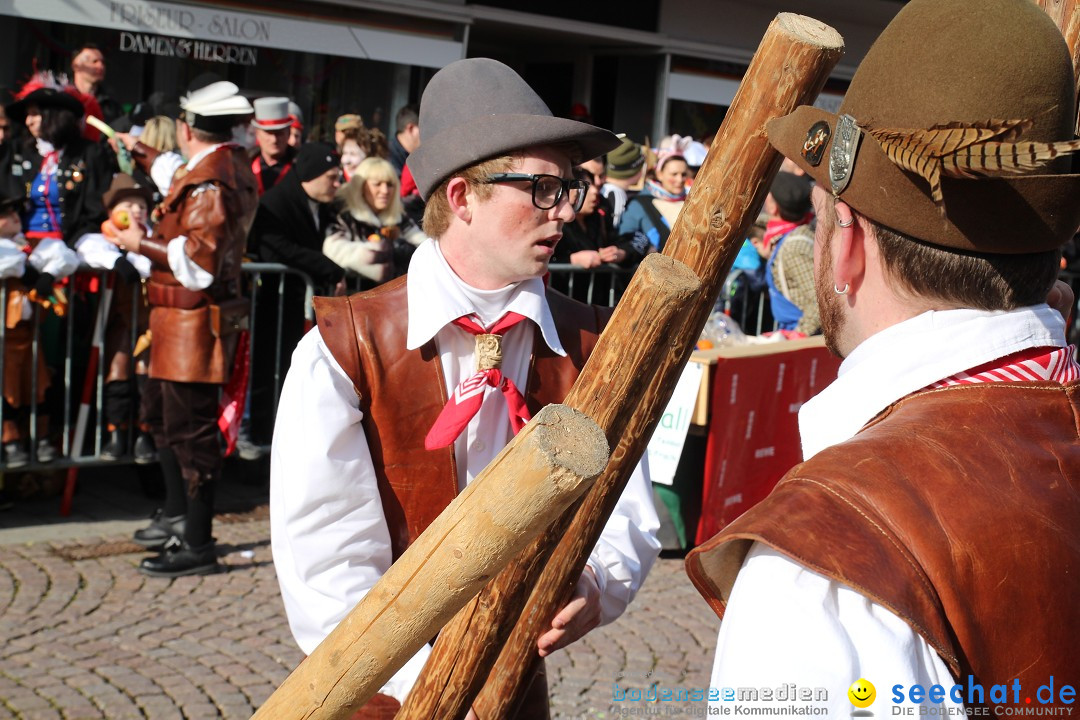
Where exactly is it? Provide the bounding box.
[408,58,620,201]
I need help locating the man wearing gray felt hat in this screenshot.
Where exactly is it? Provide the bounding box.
[269,57,660,717]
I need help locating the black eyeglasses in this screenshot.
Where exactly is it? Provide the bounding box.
[483,173,588,212]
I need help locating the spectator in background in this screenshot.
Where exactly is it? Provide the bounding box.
[76,175,155,462]
[70,43,122,123]
[389,104,419,176]
[399,162,425,228]
[8,77,113,463]
[683,139,708,185]
[119,116,186,200]
[250,97,296,195]
[338,126,368,182]
[140,116,178,154]
[553,158,643,305]
[334,113,363,148]
[617,149,688,252]
[287,101,304,148]
[246,142,345,449]
[324,156,425,288]
[602,136,645,227]
[0,189,74,467]
[7,78,114,250]
[755,171,819,336]
[367,127,390,160]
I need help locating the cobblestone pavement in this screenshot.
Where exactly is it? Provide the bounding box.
[0,474,719,719]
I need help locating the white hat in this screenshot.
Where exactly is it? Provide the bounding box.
[179,81,253,132]
[252,97,292,130]
[287,101,303,128]
[684,141,709,168]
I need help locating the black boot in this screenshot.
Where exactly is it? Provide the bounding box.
[132,509,185,549]
[133,432,157,465]
[101,426,129,461]
[138,537,219,578]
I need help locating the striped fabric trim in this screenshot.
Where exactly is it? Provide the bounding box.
[927,345,1080,389]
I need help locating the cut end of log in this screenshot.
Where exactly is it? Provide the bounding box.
[776,13,844,51]
[636,254,702,297]
[530,404,609,479]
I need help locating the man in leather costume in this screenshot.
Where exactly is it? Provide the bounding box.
[687,0,1080,715]
[269,58,661,718]
[108,80,258,578]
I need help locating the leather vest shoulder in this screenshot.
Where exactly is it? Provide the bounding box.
[151,147,258,299]
[315,277,608,560]
[686,381,1080,694]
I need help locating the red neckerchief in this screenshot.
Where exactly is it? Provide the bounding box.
[926,345,1080,389]
[424,312,532,450]
[763,214,813,250]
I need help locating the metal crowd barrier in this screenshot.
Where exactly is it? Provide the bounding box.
[0,264,316,516]
[545,263,637,307]
[7,261,1075,509]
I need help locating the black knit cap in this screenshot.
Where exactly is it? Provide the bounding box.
[294,142,341,181]
[769,171,813,218]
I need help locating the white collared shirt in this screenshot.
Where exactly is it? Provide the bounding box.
[271,238,661,701]
[406,240,566,486]
[710,306,1070,717]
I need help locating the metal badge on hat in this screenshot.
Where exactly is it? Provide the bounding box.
[829,114,862,196]
[802,121,830,167]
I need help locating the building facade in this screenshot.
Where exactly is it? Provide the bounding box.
[0,0,904,144]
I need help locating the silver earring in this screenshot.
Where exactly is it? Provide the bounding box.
[838,217,855,228]
[833,283,849,295]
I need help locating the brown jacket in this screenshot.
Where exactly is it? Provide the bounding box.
[314,276,609,560]
[314,278,608,720]
[686,381,1080,702]
[139,145,258,383]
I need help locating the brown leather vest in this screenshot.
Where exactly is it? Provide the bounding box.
[315,276,609,560]
[143,146,258,383]
[687,381,1080,700]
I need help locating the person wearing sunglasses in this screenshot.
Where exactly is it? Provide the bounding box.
[269,58,661,718]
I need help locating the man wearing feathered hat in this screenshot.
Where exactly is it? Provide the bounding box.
[106,79,258,578]
[269,58,660,717]
[687,0,1080,715]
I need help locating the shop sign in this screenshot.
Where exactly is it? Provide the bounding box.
[118,31,258,66]
[0,0,463,69]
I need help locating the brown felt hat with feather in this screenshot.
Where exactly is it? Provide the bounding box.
[768,0,1080,253]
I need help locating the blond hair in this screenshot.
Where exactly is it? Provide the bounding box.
[140,116,178,152]
[339,156,404,225]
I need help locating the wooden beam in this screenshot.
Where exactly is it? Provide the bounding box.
[401,13,846,720]
[250,405,608,719]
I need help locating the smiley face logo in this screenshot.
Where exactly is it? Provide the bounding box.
[848,679,876,708]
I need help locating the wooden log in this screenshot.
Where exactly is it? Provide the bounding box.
[250,404,608,720]
[403,13,845,720]
[1030,0,1080,132]
[397,255,701,720]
